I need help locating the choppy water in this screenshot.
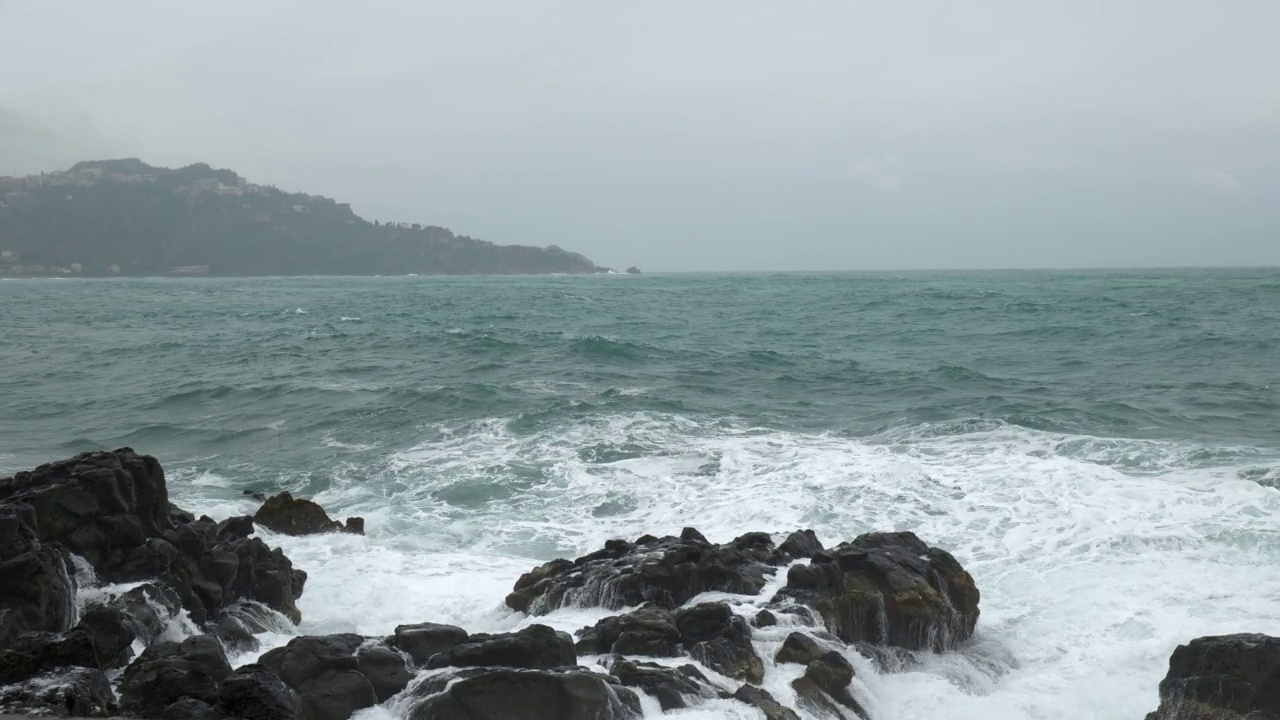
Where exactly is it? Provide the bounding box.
[2,269,1279,719]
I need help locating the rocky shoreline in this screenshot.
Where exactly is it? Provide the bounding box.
[1,449,1275,719]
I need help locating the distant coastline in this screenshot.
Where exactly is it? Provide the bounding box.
[0,159,610,277]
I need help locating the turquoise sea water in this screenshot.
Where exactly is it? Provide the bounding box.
[2,269,1279,719]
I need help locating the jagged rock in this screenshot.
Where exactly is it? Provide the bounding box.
[258,634,391,720]
[576,605,682,657]
[2,450,307,626]
[605,657,721,711]
[733,685,802,720]
[426,624,576,670]
[1146,634,1280,720]
[675,602,764,684]
[218,663,299,720]
[391,621,469,666]
[775,631,826,666]
[215,515,256,540]
[408,667,642,720]
[0,505,76,643]
[109,581,184,646]
[0,667,118,718]
[2,601,141,683]
[753,609,778,628]
[253,492,363,536]
[774,531,979,651]
[771,529,824,564]
[506,530,775,614]
[118,635,233,718]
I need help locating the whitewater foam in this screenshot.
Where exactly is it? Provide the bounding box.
[168,414,1280,719]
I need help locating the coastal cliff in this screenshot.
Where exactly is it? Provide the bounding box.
[0,159,603,277]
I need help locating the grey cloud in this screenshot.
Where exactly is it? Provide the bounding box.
[1,0,1277,270]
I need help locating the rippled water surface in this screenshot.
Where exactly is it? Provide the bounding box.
[2,269,1279,719]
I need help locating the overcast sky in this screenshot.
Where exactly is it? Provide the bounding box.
[2,1,1277,271]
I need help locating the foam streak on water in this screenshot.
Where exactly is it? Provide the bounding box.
[176,414,1280,720]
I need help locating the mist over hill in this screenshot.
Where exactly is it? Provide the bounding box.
[0,159,604,276]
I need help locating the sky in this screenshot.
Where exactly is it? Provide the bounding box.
[1,1,1277,271]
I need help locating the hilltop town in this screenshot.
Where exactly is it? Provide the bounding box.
[0,159,603,276]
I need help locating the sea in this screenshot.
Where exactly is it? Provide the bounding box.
[2,269,1278,720]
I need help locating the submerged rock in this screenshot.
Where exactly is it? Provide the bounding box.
[774,531,980,651]
[408,667,642,720]
[253,491,364,536]
[506,530,775,614]
[1147,634,1280,720]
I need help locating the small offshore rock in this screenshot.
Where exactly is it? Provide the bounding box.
[753,609,778,628]
[253,491,362,535]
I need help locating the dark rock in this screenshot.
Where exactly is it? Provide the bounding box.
[0,667,118,718]
[733,684,802,720]
[771,529,823,564]
[390,621,469,666]
[506,531,775,614]
[75,604,136,668]
[216,515,256,540]
[253,491,361,535]
[774,531,980,651]
[732,532,777,562]
[0,504,77,643]
[258,634,379,720]
[343,517,365,534]
[790,649,865,718]
[111,581,184,645]
[218,663,299,720]
[161,697,230,720]
[408,667,642,720]
[625,266,641,274]
[1147,634,1280,720]
[356,643,413,702]
[0,627,101,684]
[680,527,708,543]
[576,606,682,657]
[244,490,268,502]
[2,450,307,627]
[118,635,233,718]
[606,657,719,711]
[775,631,826,666]
[427,624,576,670]
[206,613,262,655]
[675,603,764,684]
[753,609,778,628]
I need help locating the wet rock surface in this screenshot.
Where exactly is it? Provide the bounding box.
[505,530,777,614]
[252,491,364,536]
[1146,633,1280,720]
[407,667,642,720]
[118,635,233,718]
[425,623,576,670]
[775,530,981,651]
[0,667,117,718]
[605,657,722,711]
